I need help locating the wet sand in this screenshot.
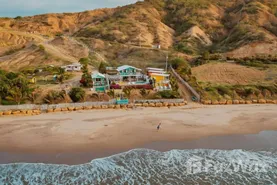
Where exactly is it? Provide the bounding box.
[0,104,277,165]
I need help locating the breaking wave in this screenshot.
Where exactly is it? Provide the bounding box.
[1,149,277,184]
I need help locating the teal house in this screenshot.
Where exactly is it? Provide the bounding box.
[91,72,109,92]
[116,65,143,82]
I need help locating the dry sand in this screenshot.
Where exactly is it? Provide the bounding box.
[0,104,277,155]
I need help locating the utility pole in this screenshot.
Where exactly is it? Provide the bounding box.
[165,52,169,72]
[139,28,141,48]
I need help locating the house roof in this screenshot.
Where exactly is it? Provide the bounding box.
[91,72,106,79]
[150,73,170,77]
[63,63,82,67]
[148,70,167,74]
[147,67,164,71]
[117,65,141,72]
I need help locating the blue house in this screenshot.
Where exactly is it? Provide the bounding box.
[91,72,109,92]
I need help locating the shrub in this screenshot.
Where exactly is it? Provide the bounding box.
[69,87,85,102]
[140,89,150,97]
[14,16,22,20]
[156,90,180,99]
[123,87,133,98]
[44,90,65,104]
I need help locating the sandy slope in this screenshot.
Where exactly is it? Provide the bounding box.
[0,104,276,154]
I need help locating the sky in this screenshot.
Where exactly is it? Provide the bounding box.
[0,0,139,17]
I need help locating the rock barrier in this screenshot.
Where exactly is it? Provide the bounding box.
[0,101,188,117]
[201,99,277,105]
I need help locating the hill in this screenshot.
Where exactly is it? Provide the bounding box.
[0,0,277,71]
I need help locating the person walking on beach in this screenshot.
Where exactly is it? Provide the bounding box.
[157,123,162,131]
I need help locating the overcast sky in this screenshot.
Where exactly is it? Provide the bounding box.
[0,0,139,17]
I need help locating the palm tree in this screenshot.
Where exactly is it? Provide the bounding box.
[56,67,65,84]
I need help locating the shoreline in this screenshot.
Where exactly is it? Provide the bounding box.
[1,130,277,165]
[0,104,277,164]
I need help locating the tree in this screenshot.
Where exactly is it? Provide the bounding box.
[140,89,150,98]
[44,90,65,104]
[5,76,32,105]
[56,67,65,84]
[107,90,116,98]
[123,87,133,98]
[79,58,93,87]
[69,87,86,102]
[203,51,210,60]
[98,62,107,74]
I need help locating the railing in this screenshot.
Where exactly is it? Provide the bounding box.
[0,100,117,111]
[134,99,185,104]
[170,66,201,102]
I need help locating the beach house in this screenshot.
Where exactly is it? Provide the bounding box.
[147,68,171,91]
[62,63,82,72]
[106,65,146,85]
[91,72,109,92]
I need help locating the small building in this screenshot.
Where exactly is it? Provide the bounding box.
[27,76,37,84]
[147,68,171,91]
[152,43,161,49]
[91,72,109,92]
[62,63,82,72]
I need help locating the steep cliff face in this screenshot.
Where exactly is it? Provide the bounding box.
[0,0,277,71]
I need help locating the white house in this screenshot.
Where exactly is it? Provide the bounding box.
[62,63,82,72]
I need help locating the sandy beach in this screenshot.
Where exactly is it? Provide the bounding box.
[0,104,277,164]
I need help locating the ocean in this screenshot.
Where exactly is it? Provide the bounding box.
[1,149,277,185]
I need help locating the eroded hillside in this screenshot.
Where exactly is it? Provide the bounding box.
[0,0,277,71]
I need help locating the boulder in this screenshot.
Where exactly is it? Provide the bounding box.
[32,109,41,114]
[67,107,74,111]
[61,107,69,111]
[135,103,143,107]
[83,106,92,110]
[274,100,277,104]
[0,111,3,116]
[127,104,134,109]
[101,105,108,109]
[252,100,258,104]
[115,105,121,109]
[258,99,266,104]
[163,102,169,107]
[92,105,101,109]
[47,109,54,113]
[156,103,163,107]
[12,110,21,115]
[143,103,149,107]
[219,100,227,105]
[120,105,127,109]
[74,107,83,111]
[54,108,62,112]
[3,110,12,115]
[226,100,233,105]
[212,100,219,105]
[184,101,188,105]
[149,103,155,107]
[20,110,27,114]
[245,100,252,104]
[173,103,178,106]
[108,105,115,109]
[169,103,174,106]
[179,103,186,106]
[266,100,274,104]
[26,110,33,115]
[233,100,240,104]
[203,100,212,105]
[239,100,245,104]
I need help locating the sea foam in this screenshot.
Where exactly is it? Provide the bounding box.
[1,149,277,184]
